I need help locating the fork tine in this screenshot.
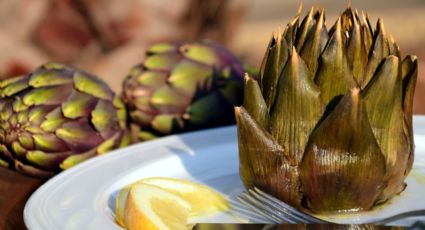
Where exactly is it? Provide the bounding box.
[253,187,329,224]
[237,193,281,223]
[248,189,308,223]
[238,193,301,224]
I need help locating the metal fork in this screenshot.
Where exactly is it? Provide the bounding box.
[237,187,425,225]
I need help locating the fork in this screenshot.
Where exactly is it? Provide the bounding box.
[237,187,425,225]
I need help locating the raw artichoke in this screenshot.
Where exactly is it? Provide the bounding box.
[122,41,245,141]
[236,7,418,213]
[0,63,130,178]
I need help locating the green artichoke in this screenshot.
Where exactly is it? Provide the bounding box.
[0,63,130,178]
[122,41,245,141]
[236,7,418,213]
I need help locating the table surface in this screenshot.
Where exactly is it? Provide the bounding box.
[0,167,45,230]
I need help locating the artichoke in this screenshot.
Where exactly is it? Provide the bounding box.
[0,63,130,178]
[236,7,418,213]
[122,41,245,141]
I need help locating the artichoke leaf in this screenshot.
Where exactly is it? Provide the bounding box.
[60,149,97,170]
[33,134,69,152]
[92,100,121,139]
[300,10,328,77]
[346,13,368,84]
[180,43,219,66]
[40,107,68,132]
[29,70,73,87]
[363,19,390,88]
[151,114,183,135]
[74,72,114,100]
[295,7,315,51]
[61,91,98,119]
[363,56,409,201]
[315,17,357,105]
[1,76,29,97]
[270,47,323,165]
[401,56,418,177]
[300,89,386,212]
[235,107,302,207]
[56,119,104,153]
[14,160,55,178]
[260,30,289,109]
[27,150,71,170]
[23,85,72,106]
[168,60,212,93]
[185,91,233,127]
[243,74,269,130]
[147,43,177,54]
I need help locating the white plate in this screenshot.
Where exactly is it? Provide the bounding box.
[24,116,425,229]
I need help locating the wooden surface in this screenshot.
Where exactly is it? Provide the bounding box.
[0,167,45,230]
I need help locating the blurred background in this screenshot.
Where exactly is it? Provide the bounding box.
[0,0,424,113]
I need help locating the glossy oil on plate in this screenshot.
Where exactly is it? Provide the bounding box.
[25,116,425,229]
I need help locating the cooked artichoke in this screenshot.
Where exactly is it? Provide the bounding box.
[236,7,417,213]
[0,63,130,178]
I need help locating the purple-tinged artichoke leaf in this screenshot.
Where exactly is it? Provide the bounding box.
[147,43,178,54]
[23,85,72,106]
[61,91,98,119]
[60,149,97,170]
[15,160,54,178]
[29,70,73,88]
[136,71,168,88]
[26,150,71,170]
[97,132,121,154]
[144,53,181,71]
[0,158,8,167]
[270,48,323,165]
[0,144,14,162]
[235,106,302,207]
[18,132,34,149]
[11,141,27,159]
[33,134,69,152]
[151,114,183,135]
[91,100,121,139]
[56,119,103,153]
[74,72,114,100]
[12,99,29,112]
[243,74,269,130]
[363,56,408,201]
[150,86,189,114]
[0,101,12,120]
[28,105,56,125]
[180,43,218,66]
[300,89,386,212]
[315,17,357,105]
[168,60,211,93]
[0,76,29,98]
[138,131,159,142]
[40,108,68,132]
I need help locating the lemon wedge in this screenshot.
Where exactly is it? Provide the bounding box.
[124,183,191,230]
[115,177,229,230]
[139,177,229,218]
